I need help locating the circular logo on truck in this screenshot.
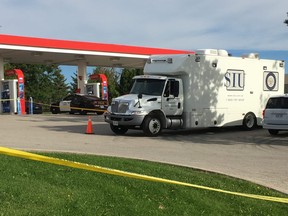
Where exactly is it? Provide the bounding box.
[264,72,278,91]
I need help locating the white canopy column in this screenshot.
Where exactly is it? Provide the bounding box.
[77,61,87,94]
[0,57,4,81]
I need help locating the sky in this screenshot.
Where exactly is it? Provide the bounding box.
[1,0,288,83]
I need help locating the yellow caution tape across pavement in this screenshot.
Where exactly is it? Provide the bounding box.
[0,98,106,113]
[0,146,288,204]
[50,104,106,112]
[0,98,16,102]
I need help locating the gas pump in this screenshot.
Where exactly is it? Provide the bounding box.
[88,73,108,101]
[0,79,18,113]
[0,69,25,114]
[85,83,100,97]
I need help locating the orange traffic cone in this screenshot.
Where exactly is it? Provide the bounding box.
[85,116,94,134]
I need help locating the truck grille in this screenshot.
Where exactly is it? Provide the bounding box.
[111,101,129,113]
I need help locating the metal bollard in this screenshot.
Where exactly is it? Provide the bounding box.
[17,97,21,115]
[30,97,33,115]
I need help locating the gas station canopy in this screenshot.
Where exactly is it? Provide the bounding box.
[0,34,192,68]
[0,34,193,114]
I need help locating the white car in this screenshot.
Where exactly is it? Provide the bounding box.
[263,94,288,135]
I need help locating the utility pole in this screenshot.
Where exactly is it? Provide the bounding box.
[284,13,288,26]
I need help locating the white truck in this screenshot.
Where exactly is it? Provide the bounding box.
[104,49,285,136]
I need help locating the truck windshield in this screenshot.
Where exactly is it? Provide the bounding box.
[130,79,166,96]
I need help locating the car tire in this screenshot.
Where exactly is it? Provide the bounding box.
[110,124,128,135]
[80,110,87,115]
[242,112,256,130]
[142,115,162,136]
[268,129,279,135]
[51,107,60,114]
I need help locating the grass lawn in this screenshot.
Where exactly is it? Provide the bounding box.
[0,152,287,215]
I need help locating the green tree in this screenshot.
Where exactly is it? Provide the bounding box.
[69,72,78,94]
[4,64,69,110]
[119,68,143,95]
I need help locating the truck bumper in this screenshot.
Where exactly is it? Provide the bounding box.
[104,112,145,126]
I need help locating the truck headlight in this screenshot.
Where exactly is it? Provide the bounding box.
[131,110,146,115]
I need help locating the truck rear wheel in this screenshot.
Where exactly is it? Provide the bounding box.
[143,115,162,136]
[110,124,128,135]
[242,112,256,130]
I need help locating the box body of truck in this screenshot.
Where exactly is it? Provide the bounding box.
[104,49,285,136]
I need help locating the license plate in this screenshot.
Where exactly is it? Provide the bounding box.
[275,113,283,118]
[113,121,119,126]
[100,105,104,109]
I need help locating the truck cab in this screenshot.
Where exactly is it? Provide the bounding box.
[104,75,183,136]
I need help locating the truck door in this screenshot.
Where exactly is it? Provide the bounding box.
[162,79,183,116]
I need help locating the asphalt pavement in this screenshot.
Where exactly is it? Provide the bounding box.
[1,114,287,194]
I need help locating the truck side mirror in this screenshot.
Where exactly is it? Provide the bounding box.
[137,93,142,108]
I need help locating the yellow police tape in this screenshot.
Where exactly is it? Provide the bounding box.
[50,105,106,113]
[0,146,287,204]
[0,98,106,113]
[0,98,16,102]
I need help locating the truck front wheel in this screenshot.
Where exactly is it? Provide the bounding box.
[110,124,128,135]
[143,115,162,136]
